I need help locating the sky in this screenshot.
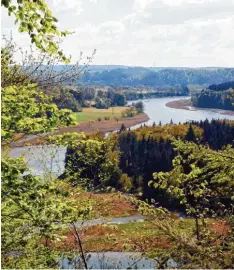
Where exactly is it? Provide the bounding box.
[1,0,234,67]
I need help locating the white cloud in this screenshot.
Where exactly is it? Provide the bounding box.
[52,0,84,15]
[1,0,234,67]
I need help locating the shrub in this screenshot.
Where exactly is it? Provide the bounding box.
[122,107,137,118]
[120,174,133,192]
[133,101,144,113]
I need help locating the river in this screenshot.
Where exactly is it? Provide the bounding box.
[9,96,234,176]
[60,252,171,269]
[128,96,234,128]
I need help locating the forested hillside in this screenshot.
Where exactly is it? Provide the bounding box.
[79,67,234,87]
[65,119,234,207]
[62,119,234,268]
[192,81,234,110]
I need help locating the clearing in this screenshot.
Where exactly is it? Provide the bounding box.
[73,107,128,122]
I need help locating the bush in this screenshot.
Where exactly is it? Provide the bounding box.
[133,101,144,113]
[122,107,137,118]
[120,174,133,192]
[95,96,110,109]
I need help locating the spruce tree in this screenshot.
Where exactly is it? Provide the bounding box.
[185,123,196,142]
[119,123,126,133]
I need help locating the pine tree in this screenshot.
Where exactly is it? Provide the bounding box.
[119,124,126,133]
[185,123,196,142]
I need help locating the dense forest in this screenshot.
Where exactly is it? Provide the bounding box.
[192,81,234,110]
[124,85,189,100]
[65,119,234,208]
[43,84,188,111]
[78,67,234,87]
[43,86,128,111]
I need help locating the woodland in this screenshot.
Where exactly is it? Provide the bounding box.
[1,0,234,269]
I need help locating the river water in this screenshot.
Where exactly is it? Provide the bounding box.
[60,252,157,269]
[60,251,177,269]
[9,96,234,176]
[128,96,234,127]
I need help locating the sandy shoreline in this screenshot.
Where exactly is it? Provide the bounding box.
[166,99,192,111]
[166,98,234,116]
[11,113,149,147]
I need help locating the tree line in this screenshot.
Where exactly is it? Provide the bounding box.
[192,81,234,111]
[80,67,234,86]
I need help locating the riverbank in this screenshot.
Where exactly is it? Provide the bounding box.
[166,98,192,110]
[11,113,149,147]
[166,98,234,116]
[57,112,149,134]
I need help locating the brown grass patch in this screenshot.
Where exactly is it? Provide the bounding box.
[89,193,137,217]
[209,220,231,236]
[54,224,171,253]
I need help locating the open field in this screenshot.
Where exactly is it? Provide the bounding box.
[73,107,128,122]
[58,113,149,134]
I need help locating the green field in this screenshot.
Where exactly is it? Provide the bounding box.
[73,107,128,122]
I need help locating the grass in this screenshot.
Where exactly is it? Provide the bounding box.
[53,190,195,253]
[55,218,195,253]
[72,192,137,219]
[73,107,128,122]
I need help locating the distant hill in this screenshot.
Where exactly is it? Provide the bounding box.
[50,65,234,87]
[79,67,234,87]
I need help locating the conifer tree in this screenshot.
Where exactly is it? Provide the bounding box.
[185,123,196,142]
[119,123,126,133]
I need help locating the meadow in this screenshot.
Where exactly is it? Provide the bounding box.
[73,107,128,122]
